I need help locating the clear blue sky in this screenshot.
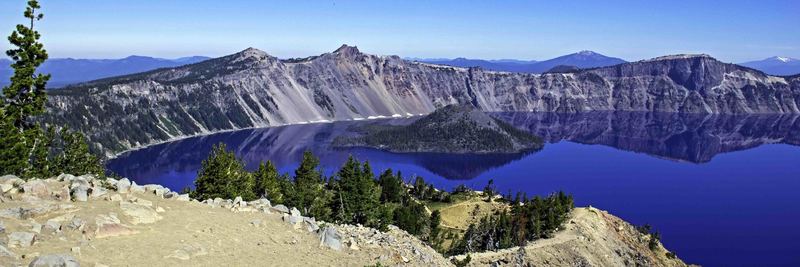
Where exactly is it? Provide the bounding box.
[1,0,798,62]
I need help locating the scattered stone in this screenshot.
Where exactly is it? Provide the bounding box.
[95,213,137,238]
[164,244,207,260]
[129,197,153,207]
[233,196,244,207]
[129,182,145,193]
[90,186,108,198]
[270,204,289,214]
[56,174,75,182]
[106,194,123,202]
[175,194,190,201]
[116,178,131,193]
[68,217,85,231]
[31,222,43,233]
[22,180,51,199]
[120,202,162,224]
[304,217,319,232]
[0,183,13,193]
[0,221,5,233]
[7,231,36,247]
[0,244,15,258]
[54,185,71,202]
[155,206,166,213]
[44,220,62,233]
[250,220,263,227]
[28,254,79,267]
[163,192,178,199]
[319,226,342,250]
[71,185,88,202]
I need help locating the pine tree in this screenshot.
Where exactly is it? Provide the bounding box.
[290,151,332,220]
[0,0,50,177]
[54,129,103,177]
[191,143,255,200]
[378,169,404,203]
[253,160,282,202]
[332,156,382,227]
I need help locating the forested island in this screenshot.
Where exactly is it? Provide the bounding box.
[335,105,544,154]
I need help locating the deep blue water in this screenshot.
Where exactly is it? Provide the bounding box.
[107,112,800,266]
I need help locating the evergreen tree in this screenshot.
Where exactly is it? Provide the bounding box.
[191,143,256,200]
[289,151,332,220]
[0,0,50,177]
[54,129,103,177]
[253,160,282,202]
[332,156,382,227]
[378,169,404,203]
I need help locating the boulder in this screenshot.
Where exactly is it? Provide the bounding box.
[56,173,75,182]
[67,217,85,231]
[70,185,88,202]
[116,178,131,193]
[90,186,108,198]
[271,205,289,214]
[129,197,153,207]
[319,226,342,250]
[53,186,71,202]
[22,180,50,199]
[95,213,137,238]
[304,217,320,232]
[31,222,43,234]
[176,194,191,201]
[28,254,79,267]
[0,221,5,233]
[7,231,36,247]
[233,196,244,207]
[44,220,62,233]
[120,202,162,224]
[129,181,145,193]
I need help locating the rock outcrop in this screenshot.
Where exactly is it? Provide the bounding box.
[44,46,800,155]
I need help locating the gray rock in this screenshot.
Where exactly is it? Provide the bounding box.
[44,220,61,233]
[28,254,79,267]
[175,194,190,201]
[22,180,51,199]
[290,207,301,217]
[233,196,244,207]
[56,174,75,182]
[90,186,108,198]
[8,231,36,247]
[163,191,177,199]
[116,178,131,193]
[70,185,88,202]
[270,204,289,214]
[304,217,319,232]
[0,244,15,258]
[119,202,162,224]
[31,223,43,234]
[67,217,85,231]
[319,226,342,250]
[129,181,145,193]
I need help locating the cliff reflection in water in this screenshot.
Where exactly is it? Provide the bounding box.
[108,112,800,184]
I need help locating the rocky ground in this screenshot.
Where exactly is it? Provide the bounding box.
[0,174,450,267]
[455,207,691,267]
[0,173,691,267]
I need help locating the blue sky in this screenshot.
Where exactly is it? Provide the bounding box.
[1,0,798,62]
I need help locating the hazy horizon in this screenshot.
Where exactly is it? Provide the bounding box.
[1,1,799,62]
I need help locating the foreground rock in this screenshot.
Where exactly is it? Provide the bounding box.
[0,174,451,266]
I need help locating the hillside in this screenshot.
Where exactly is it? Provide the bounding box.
[0,174,689,266]
[43,45,800,155]
[335,105,543,153]
[0,56,210,88]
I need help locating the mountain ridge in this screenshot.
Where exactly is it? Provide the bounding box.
[740,56,800,76]
[44,45,800,155]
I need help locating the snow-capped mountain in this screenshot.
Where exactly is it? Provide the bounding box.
[44,45,800,155]
[740,56,800,76]
[0,55,211,88]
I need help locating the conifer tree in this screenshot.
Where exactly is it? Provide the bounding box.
[54,129,102,176]
[191,143,255,200]
[253,160,282,202]
[1,0,50,177]
[290,151,332,220]
[332,156,381,227]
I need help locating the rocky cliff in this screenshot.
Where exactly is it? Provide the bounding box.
[44,45,800,154]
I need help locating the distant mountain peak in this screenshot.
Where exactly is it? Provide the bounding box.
[576,50,599,56]
[231,47,270,63]
[646,54,714,62]
[773,56,794,63]
[334,44,361,56]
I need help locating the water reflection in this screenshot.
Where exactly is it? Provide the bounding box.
[108,112,800,185]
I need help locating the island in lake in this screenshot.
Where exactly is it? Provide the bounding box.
[334,105,544,154]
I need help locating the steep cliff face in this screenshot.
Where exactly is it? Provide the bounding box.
[45,45,800,154]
